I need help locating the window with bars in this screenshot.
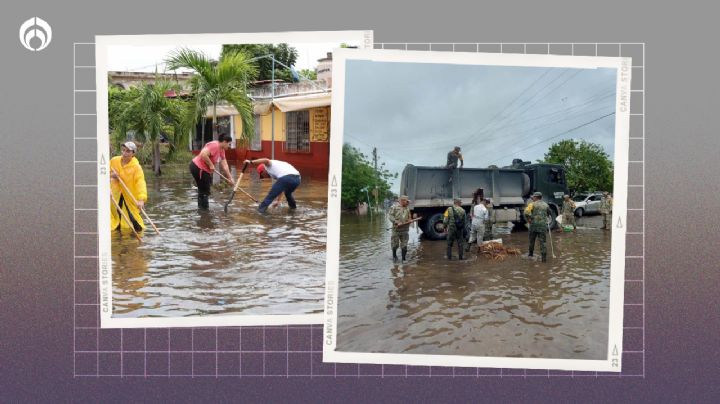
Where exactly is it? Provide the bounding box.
[250,115,262,151]
[285,110,310,153]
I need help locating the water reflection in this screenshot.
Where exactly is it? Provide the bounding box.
[111,164,327,317]
[336,213,610,359]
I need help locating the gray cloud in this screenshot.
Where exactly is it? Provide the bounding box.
[342,60,618,187]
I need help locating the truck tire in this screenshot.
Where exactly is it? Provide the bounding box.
[422,212,448,240]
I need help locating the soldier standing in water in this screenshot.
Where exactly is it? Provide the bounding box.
[443,198,467,260]
[388,195,412,262]
[525,192,550,262]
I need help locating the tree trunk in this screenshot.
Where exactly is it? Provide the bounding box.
[200,117,206,147]
[153,140,162,176]
[212,102,218,141]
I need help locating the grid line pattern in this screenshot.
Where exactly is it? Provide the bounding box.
[74,42,644,378]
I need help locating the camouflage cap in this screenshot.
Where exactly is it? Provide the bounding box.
[603,191,609,196]
[532,191,543,198]
[399,195,409,201]
[564,194,570,199]
[453,197,462,204]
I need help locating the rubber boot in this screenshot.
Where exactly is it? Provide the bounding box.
[401,248,407,262]
[446,246,452,260]
[528,250,534,257]
[198,194,209,210]
[541,253,547,263]
[392,248,398,262]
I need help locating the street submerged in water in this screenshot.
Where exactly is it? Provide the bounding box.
[111,164,327,318]
[337,213,611,360]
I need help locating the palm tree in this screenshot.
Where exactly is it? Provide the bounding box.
[165,48,258,145]
[114,79,189,175]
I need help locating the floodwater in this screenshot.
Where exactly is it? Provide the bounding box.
[336,213,611,360]
[111,164,327,317]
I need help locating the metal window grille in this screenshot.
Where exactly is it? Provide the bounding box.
[285,110,310,153]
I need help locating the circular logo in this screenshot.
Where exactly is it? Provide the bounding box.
[19,17,52,51]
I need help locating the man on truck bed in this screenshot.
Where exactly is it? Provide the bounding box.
[445,146,463,183]
[524,192,550,262]
[444,198,467,260]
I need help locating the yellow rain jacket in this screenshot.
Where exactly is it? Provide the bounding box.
[110,156,147,231]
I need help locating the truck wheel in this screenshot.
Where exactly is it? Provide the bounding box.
[423,212,447,240]
[575,207,584,217]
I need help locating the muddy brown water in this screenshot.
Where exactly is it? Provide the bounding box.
[111,164,327,317]
[336,213,611,360]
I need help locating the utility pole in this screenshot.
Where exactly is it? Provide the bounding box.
[372,147,379,212]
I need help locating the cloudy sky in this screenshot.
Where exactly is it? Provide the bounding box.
[342,60,618,187]
[107,42,353,73]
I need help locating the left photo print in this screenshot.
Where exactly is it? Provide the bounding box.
[95,31,373,327]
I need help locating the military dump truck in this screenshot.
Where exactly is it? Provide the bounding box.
[399,159,569,240]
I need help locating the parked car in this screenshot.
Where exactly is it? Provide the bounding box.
[572,192,604,217]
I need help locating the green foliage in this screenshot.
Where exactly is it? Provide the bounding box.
[341,144,396,209]
[298,68,317,81]
[110,79,190,175]
[539,139,614,193]
[221,43,298,82]
[166,48,258,143]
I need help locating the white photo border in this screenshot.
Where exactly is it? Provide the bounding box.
[96,30,374,328]
[324,48,631,372]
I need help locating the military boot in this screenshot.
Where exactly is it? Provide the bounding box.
[392,248,398,262]
[401,248,407,262]
[541,253,547,263]
[446,246,452,260]
[458,245,464,260]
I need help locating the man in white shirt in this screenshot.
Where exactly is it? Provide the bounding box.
[467,198,489,249]
[245,158,301,214]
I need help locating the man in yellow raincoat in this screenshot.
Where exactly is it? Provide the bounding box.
[110,141,147,231]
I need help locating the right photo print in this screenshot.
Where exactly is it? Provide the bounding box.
[325,48,631,372]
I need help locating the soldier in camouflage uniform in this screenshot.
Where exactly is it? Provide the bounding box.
[388,195,412,262]
[524,192,550,262]
[560,194,577,232]
[599,191,613,230]
[443,198,467,260]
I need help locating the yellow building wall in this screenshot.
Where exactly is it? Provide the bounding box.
[233,106,331,144]
[233,109,286,142]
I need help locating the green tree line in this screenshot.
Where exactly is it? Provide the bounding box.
[341,144,396,209]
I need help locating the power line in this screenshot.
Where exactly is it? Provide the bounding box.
[484,69,584,139]
[490,111,616,165]
[456,68,552,146]
[486,104,615,157]
[399,89,614,153]
[455,69,584,152]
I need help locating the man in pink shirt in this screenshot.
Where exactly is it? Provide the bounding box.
[189,134,235,209]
